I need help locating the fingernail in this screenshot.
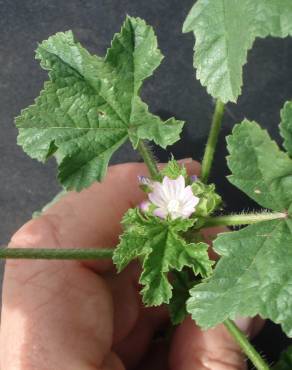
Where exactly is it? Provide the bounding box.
[178,157,193,164]
[234,317,253,336]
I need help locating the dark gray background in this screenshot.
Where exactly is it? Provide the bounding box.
[1,0,292,366]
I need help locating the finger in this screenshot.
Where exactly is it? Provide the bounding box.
[12,160,200,272]
[201,226,229,260]
[1,161,200,370]
[1,217,121,370]
[169,316,247,370]
[112,302,168,369]
[43,160,200,251]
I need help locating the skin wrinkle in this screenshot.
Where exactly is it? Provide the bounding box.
[3,221,114,369]
[196,346,245,369]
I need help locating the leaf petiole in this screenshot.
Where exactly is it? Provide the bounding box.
[137,140,161,180]
[204,211,287,227]
[201,99,225,183]
[224,319,270,370]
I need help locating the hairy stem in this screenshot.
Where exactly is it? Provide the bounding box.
[201,99,225,183]
[0,247,114,260]
[204,211,287,227]
[224,319,270,370]
[137,140,161,180]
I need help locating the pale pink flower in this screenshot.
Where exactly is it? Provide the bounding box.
[148,175,199,220]
[140,200,151,212]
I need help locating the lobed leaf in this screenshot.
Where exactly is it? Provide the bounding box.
[183,0,292,102]
[187,219,292,337]
[114,209,213,306]
[227,120,292,212]
[16,17,184,190]
[187,117,292,336]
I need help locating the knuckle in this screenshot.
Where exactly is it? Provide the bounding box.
[195,347,246,370]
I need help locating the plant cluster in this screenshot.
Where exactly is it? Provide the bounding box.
[3,1,292,369]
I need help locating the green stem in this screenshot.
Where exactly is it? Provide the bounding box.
[204,211,287,227]
[137,140,161,180]
[201,99,225,183]
[0,247,114,260]
[224,319,270,370]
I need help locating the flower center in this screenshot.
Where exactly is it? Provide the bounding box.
[167,199,180,213]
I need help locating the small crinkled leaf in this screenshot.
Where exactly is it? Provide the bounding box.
[113,211,213,306]
[187,219,292,337]
[141,233,212,306]
[16,17,184,190]
[183,0,292,102]
[273,346,292,370]
[227,120,292,211]
[280,101,292,157]
[113,209,149,272]
[160,159,187,180]
[169,270,195,325]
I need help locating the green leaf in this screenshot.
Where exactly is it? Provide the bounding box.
[280,101,292,157]
[227,120,292,212]
[16,17,184,190]
[187,218,292,337]
[183,0,292,102]
[168,270,195,325]
[113,209,213,306]
[273,346,292,370]
[112,209,149,272]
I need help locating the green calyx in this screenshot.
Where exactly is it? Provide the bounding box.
[191,180,222,218]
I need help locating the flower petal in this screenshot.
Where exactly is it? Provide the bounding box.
[153,207,168,219]
[140,200,151,212]
[149,182,168,207]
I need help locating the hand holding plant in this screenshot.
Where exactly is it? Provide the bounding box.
[2,1,292,369]
[0,160,262,370]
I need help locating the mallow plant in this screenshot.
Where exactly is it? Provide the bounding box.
[3,1,292,369]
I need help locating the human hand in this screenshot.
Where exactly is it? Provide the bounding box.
[0,161,262,370]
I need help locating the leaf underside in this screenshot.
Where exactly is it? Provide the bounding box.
[16,17,184,190]
[183,0,292,102]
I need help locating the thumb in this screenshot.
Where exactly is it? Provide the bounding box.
[169,316,247,370]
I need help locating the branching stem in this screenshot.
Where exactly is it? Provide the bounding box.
[205,211,287,227]
[137,140,161,180]
[224,319,270,370]
[201,99,225,183]
[0,247,114,260]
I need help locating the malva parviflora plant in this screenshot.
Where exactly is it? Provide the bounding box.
[3,1,292,369]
